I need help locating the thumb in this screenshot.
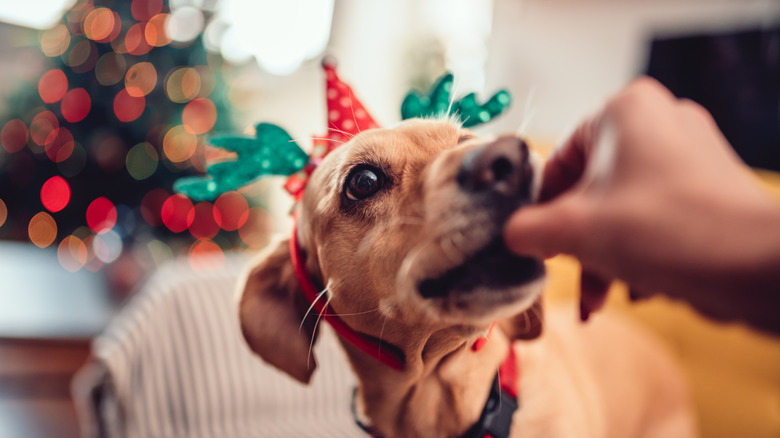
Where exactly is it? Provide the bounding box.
[502,198,584,259]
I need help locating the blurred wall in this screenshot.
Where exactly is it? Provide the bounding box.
[486,0,780,141]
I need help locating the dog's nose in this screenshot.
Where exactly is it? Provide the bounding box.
[457,136,530,198]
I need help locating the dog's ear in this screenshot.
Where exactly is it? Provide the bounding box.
[238,238,319,384]
[499,297,543,341]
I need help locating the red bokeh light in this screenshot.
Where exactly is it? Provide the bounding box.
[140,188,169,226]
[131,0,163,21]
[189,201,219,240]
[86,197,118,234]
[161,194,195,233]
[125,23,152,56]
[44,127,74,162]
[213,191,249,231]
[1,119,29,153]
[113,89,146,122]
[61,88,91,123]
[38,69,68,103]
[182,98,217,134]
[40,176,71,213]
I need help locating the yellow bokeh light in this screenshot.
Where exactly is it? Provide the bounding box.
[145,14,172,47]
[28,211,58,248]
[165,67,201,103]
[40,25,71,57]
[58,235,88,272]
[83,8,115,41]
[163,125,197,163]
[125,62,157,97]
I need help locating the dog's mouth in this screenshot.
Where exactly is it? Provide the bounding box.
[417,238,543,301]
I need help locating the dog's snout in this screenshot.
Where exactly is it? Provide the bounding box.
[457,136,529,198]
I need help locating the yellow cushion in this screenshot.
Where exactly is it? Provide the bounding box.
[541,170,780,438]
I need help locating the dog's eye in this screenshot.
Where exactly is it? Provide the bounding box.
[345,166,385,201]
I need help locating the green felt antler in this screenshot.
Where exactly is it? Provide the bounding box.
[401,73,512,128]
[174,123,309,201]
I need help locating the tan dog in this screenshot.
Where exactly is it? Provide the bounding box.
[238,119,696,438]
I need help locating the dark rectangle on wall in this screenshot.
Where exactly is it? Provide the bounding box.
[645,25,780,172]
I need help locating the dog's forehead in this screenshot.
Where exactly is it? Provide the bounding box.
[344,119,462,164]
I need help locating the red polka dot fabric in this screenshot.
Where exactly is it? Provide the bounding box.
[322,62,378,153]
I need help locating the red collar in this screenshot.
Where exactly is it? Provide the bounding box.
[290,222,406,370]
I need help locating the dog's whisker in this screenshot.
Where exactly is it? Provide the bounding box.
[328,123,357,140]
[299,288,329,333]
[378,310,391,357]
[516,85,538,137]
[321,308,380,317]
[308,292,333,369]
[288,137,347,146]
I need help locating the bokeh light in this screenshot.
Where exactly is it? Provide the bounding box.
[161,194,195,232]
[44,126,75,162]
[126,23,152,56]
[58,142,87,177]
[125,62,157,97]
[213,191,249,231]
[140,188,169,226]
[162,125,197,163]
[182,97,216,134]
[126,142,159,180]
[95,52,127,86]
[83,8,117,42]
[38,69,68,103]
[29,111,59,146]
[165,67,201,103]
[92,230,123,264]
[93,136,126,172]
[145,13,172,47]
[40,24,71,57]
[166,6,204,43]
[28,211,58,248]
[40,176,71,213]
[189,201,219,240]
[58,235,88,272]
[188,240,225,271]
[0,199,7,228]
[61,88,91,123]
[132,0,163,21]
[68,39,98,73]
[1,119,29,153]
[113,89,145,122]
[239,206,272,248]
[86,197,118,234]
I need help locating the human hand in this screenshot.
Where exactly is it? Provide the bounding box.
[504,77,780,333]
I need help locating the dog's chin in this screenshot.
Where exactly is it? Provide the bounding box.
[415,238,544,320]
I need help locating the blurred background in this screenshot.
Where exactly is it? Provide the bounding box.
[0,0,778,437]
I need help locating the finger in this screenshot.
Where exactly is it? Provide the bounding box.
[540,114,603,202]
[579,269,611,322]
[503,199,583,259]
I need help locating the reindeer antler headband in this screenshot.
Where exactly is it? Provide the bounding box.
[174,59,512,201]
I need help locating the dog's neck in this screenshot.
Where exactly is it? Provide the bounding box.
[340,324,512,438]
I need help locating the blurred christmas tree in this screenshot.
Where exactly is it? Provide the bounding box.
[0,0,270,279]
